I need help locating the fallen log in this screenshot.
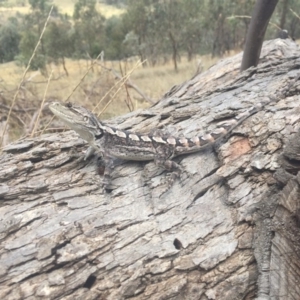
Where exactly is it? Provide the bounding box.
[1,39,300,299]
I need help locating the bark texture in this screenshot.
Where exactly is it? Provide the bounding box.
[1,39,300,300]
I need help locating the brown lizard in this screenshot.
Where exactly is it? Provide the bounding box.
[49,101,261,190]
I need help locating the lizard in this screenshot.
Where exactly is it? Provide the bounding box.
[49,101,261,190]
[49,101,261,189]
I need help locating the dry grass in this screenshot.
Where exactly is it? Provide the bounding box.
[0,52,224,146]
[129,55,217,100]
[51,0,125,17]
[0,55,219,111]
[0,0,124,18]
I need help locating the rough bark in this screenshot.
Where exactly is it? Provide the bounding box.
[1,39,300,300]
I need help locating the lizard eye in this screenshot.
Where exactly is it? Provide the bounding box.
[84,116,89,122]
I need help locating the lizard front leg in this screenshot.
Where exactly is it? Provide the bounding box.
[84,146,96,160]
[101,153,117,191]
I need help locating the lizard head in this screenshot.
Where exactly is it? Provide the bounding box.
[49,101,103,144]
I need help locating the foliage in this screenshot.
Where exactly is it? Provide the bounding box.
[271,0,300,39]
[16,0,60,71]
[72,0,106,58]
[103,0,127,7]
[17,30,46,70]
[0,17,21,63]
[104,16,127,59]
[44,17,73,75]
[1,0,300,71]
[122,0,260,68]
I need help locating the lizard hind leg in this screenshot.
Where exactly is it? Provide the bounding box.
[154,156,183,192]
[150,134,181,192]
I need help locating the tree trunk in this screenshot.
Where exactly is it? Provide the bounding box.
[61,57,69,77]
[240,0,279,71]
[1,39,300,300]
[279,0,289,30]
[168,31,178,72]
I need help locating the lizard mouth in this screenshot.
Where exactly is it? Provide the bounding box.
[49,101,77,122]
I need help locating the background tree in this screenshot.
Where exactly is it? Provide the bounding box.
[73,0,106,59]
[17,0,59,72]
[104,16,127,60]
[153,0,185,71]
[273,0,300,38]
[43,17,73,76]
[0,17,21,63]
[122,0,263,70]
[122,0,150,64]
[17,29,46,71]
[104,0,127,6]
[1,0,300,73]
[180,0,204,61]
